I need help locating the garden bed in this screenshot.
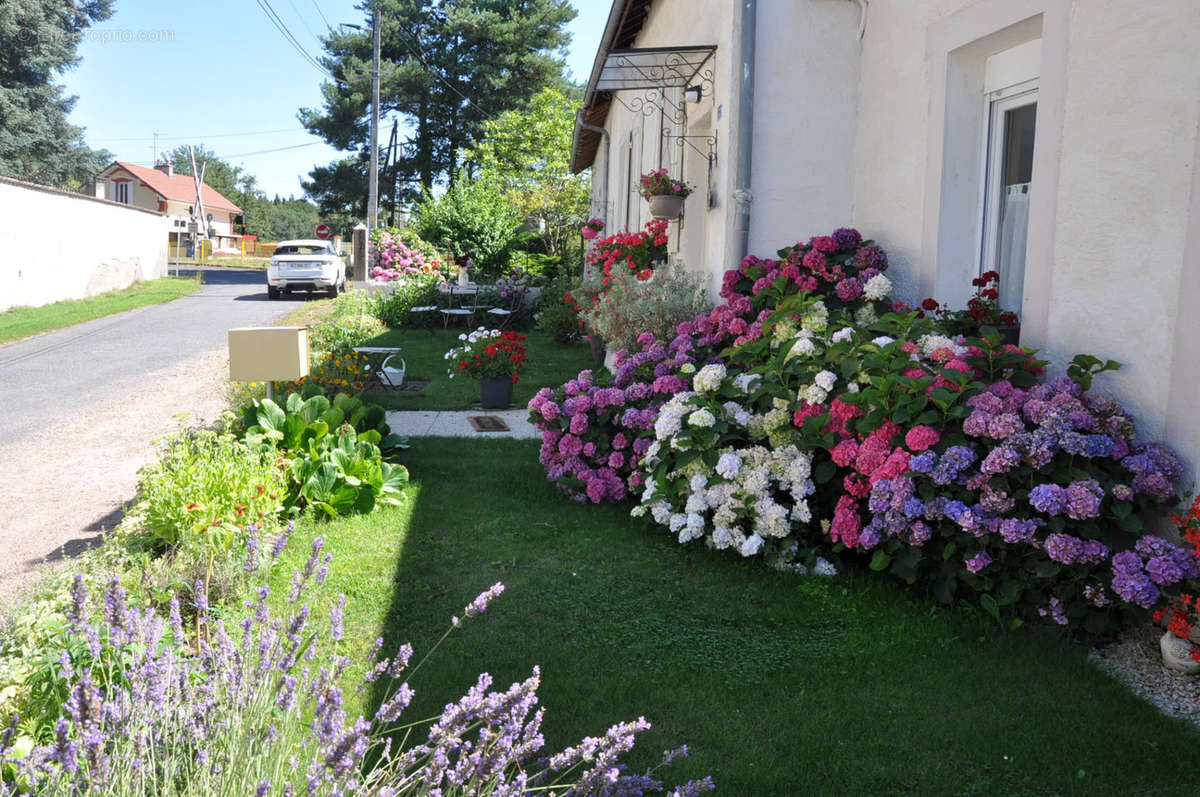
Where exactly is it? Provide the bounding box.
[269,438,1200,795]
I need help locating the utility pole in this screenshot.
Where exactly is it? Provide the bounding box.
[364,0,381,281]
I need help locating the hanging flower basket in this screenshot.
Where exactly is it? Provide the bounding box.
[648,194,685,220]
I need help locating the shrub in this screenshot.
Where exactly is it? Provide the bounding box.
[536,225,1195,636]
[4,543,712,796]
[307,290,385,353]
[536,276,585,344]
[581,263,711,353]
[132,426,288,552]
[371,273,441,329]
[369,226,451,282]
[411,175,522,278]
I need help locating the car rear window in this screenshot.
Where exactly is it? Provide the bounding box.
[275,245,331,255]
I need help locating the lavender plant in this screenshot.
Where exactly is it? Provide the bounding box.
[2,535,712,796]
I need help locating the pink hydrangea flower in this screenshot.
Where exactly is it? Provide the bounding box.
[905,425,941,452]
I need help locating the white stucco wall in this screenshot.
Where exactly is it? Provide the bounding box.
[0,177,169,312]
[852,0,1200,485]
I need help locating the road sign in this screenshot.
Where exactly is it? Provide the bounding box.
[315,224,332,239]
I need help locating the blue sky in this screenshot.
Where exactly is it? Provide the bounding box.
[61,0,608,199]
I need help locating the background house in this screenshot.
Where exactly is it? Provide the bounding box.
[95,161,243,254]
[573,0,1200,495]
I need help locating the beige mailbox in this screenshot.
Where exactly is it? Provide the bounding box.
[228,327,310,383]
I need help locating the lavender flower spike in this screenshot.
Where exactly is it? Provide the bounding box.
[464,582,506,619]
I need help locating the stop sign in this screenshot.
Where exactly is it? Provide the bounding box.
[315,223,331,239]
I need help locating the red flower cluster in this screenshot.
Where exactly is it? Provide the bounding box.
[1154,494,1200,660]
[448,331,529,383]
[584,219,669,287]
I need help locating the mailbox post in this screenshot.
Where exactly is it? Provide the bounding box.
[228,327,310,400]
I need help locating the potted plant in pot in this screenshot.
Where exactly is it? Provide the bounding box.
[638,168,692,220]
[580,217,605,240]
[921,270,1020,344]
[445,327,529,409]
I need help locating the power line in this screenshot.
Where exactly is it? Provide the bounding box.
[225,142,322,158]
[255,0,331,76]
[93,127,305,143]
[310,0,333,32]
[284,0,323,46]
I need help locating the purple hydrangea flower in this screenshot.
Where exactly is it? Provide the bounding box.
[1029,484,1066,516]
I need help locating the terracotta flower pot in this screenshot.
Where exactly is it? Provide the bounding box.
[647,194,685,220]
[479,377,514,409]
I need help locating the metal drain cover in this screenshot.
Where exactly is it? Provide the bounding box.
[468,415,510,433]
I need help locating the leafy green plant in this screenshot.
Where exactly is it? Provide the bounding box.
[307,289,385,352]
[536,276,585,344]
[240,393,410,519]
[133,427,288,551]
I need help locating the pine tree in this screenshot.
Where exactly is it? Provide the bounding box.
[300,0,575,211]
[0,0,114,187]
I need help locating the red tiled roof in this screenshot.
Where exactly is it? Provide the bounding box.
[104,161,242,213]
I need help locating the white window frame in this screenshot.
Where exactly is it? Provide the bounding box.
[113,181,131,204]
[978,79,1038,277]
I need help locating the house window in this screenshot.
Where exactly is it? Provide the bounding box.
[114,181,130,204]
[979,40,1040,315]
[980,84,1037,314]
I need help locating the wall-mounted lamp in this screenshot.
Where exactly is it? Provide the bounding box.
[684,85,703,104]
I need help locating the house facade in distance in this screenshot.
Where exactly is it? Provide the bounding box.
[95,161,243,254]
[573,0,1200,489]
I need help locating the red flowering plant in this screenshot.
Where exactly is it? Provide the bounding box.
[584,218,669,286]
[637,168,692,199]
[921,271,1019,337]
[1151,495,1200,658]
[445,328,529,383]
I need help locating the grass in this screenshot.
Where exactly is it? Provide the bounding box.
[271,438,1200,796]
[0,276,201,345]
[358,327,594,410]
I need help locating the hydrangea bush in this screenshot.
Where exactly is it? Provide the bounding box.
[531,226,1196,635]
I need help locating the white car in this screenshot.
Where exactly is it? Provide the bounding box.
[267,239,347,299]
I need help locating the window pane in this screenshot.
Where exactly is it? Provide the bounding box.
[995,102,1036,315]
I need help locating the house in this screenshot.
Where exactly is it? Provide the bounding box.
[94,161,243,254]
[572,0,1200,488]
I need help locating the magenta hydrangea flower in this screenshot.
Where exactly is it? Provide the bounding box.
[904,425,940,452]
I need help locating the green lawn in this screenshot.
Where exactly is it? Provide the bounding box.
[272,439,1200,796]
[360,327,594,410]
[0,276,201,345]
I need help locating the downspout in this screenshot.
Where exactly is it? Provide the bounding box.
[575,109,611,227]
[733,0,758,264]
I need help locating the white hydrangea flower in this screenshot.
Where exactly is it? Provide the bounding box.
[800,384,828,405]
[739,534,765,557]
[801,301,829,332]
[871,335,896,347]
[854,306,877,325]
[831,327,855,343]
[689,473,708,492]
[630,505,647,517]
[790,501,812,523]
[692,363,726,393]
[650,502,672,524]
[814,370,837,392]
[847,382,860,394]
[644,441,662,462]
[668,513,688,533]
[732,373,761,393]
[786,337,816,360]
[862,273,893,301]
[716,452,743,479]
[918,333,957,357]
[687,408,716,428]
[684,492,710,514]
[711,526,735,550]
[814,557,838,576]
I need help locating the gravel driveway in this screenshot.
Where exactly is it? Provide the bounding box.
[0,269,306,603]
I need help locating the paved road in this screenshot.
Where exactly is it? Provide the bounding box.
[0,268,299,446]
[0,268,311,601]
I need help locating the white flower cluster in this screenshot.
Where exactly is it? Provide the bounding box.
[786,334,817,361]
[653,392,696,440]
[917,333,966,358]
[801,300,828,333]
[639,437,816,558]
[692,363,726,393]
[732,373,761,394]
[862,273,893,301]
[831,327,855,343]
